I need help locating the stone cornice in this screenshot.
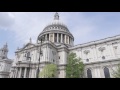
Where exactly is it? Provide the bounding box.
[69,34,120,50]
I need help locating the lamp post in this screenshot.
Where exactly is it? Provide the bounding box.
[36,36,44,78]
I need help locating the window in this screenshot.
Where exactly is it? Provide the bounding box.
[104,67,110,78]
[53,59,55,62]
[59,56,60,59]
[87,69,92,78]
[27,52,30,60]
[102,56,105,60]
[86,59,89,62]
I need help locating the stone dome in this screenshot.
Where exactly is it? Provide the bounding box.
[43,12,70,33]
[37,12,74,46]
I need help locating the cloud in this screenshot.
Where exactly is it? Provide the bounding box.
[0,12,15,30]
[8,12,55,44]
[0,12,111,46]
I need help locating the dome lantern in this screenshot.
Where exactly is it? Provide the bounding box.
[54,12,59,20]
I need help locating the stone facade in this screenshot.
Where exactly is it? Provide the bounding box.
[10,12,120,78]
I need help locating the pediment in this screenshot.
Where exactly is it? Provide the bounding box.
[22,43,35,50]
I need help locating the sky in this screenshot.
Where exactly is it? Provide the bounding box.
[0,12,120,59]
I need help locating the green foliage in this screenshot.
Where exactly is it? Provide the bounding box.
[39,64,57,78]
[66,53,84,78]
[113,64,120,78]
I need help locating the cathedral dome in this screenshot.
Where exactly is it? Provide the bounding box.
[37,12,74,46]
[43,12,70,33]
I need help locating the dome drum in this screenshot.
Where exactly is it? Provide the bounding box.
[37,32,74,46]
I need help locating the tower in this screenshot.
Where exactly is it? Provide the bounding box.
[0,43,8,59]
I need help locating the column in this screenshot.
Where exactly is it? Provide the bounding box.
[16,68,19,78]
[30,68,35,78]
[45,34,47,41]
[29,68,32,78]
[53,33,55,42]
[69,38,71,45]
[57,33,59,43]
[24,68,27,78]
[71,38,72,45]
[61,34,63,43]
[18,68,22,78]
[49,34,50,41]
[68,36,70,44]
[65,35,66,44]
[72,38,73,46]
[15,68,18,78]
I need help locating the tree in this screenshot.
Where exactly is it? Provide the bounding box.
[112,63,120,78]
[39,64,57,78]
[66,53,84,78]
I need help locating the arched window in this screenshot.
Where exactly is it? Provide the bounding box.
[87,69,92,78]
[104,67,110,78]
[27,52,30,60]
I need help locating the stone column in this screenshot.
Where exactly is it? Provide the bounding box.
[18,68,22,78]
[53,33,55,42]
[69,38,71,45]
[65,35,66,44]
[30,68,35,78]
[61,34,63,43]
[70,38,72,45]
[57,33,59,43]
[45,34,47,41]
[29,68,31,78]
[15,68,18,78]
[68,36,70,44]
[71,38,73,45]
[49,34,50,41]
[24,68,27,78]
